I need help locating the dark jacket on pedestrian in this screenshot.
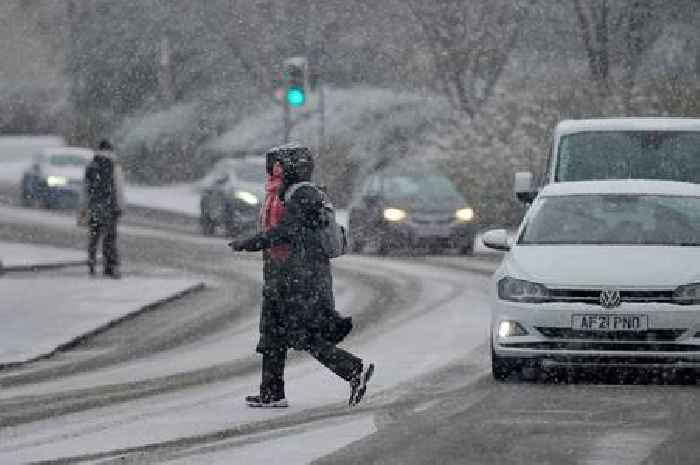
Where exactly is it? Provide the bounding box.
[236,176,351,352]
[83,150,126,223]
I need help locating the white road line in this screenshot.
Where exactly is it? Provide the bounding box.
[581,428,670,465]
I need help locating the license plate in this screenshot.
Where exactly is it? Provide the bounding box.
[417,226,448,238]
[572,314,648,331]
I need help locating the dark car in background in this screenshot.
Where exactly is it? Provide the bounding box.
[198,156,266,236]
[348,170,477,254]
[21,147,93,209]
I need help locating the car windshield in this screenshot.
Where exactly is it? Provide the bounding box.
[382,175,463,202]
[204,160,265,186]
[49,154,90,167]
[519,194,700,246]
[556,131,700,183]
[231,162,265,184]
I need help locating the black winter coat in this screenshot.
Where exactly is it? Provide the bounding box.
[84,155,121,223]
[239,184,352,352]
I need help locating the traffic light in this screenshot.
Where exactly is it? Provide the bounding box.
[284,58,307,108]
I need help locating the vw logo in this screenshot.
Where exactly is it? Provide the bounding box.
[599,288,621,308]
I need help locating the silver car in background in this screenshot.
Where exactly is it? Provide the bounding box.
[20,146,94,209]
[198,156,266,236]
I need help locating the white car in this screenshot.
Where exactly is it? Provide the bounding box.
[484,180,700,380]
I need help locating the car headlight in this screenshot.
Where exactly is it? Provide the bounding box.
[673,283,700,305]
[234,191,258,205]
[455,207,474,222]
[498,277,551,303]
[498,320,529,337]
[383,208,407,222]
[47,175,68,187]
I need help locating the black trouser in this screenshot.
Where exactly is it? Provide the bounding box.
[261,341,363,400]
[88,219,119,273]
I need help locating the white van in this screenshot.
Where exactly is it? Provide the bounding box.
[515,118,700,202]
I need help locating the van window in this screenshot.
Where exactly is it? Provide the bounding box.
[556,131,700,183]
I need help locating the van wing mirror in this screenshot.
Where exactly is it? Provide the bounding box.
[514,171,537,204]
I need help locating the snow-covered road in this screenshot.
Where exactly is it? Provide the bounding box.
[0,203,494,463]
[2,201,698,465]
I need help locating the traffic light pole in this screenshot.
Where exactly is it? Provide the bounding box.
[318,80,325,151]
[283,96,290,144]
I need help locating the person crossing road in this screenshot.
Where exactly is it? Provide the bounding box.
[230,145,374,408]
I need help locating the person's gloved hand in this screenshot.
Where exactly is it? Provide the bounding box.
[229,238,257,251]
[228,240,243,251]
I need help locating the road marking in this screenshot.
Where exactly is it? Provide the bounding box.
[581,428,670,465]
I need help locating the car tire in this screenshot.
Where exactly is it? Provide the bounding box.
[41,195,53,209]
[221,202,244,238]
[371,234,389,255]
[491,344,524,381]
[459,243,474,256]
[20,188,32,207]
[200,215,216,235]
[349,236,365,253]
[457,235,475,256]
[348,213,367,254]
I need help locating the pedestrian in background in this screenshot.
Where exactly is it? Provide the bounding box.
[82,139,126,278]
[230,145,374,408]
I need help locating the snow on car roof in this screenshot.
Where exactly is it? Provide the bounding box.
[215,156,265,168]
[556,118,700,136]
[541,180,700,197]
[41,146,94,159]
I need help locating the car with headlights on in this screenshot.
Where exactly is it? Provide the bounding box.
[198,156,265,236]
[484,180,700,380]
[21,146,93,209]
[347,170,477,254]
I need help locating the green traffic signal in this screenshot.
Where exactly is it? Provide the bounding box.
[286,87,305,107]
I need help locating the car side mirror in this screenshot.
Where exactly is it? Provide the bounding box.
[215,174,229,185]
[514,171,537,204]
[482,229,512,251]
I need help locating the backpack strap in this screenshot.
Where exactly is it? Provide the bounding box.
[283,181,316,204]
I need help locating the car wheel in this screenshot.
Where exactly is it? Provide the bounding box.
[491,344,524,381]
[20,188,32,207]
[366,234,389,255]
[457,235,475,255]
[200,215,216,235]
[223,203,242,238]
[459,243,474,256]
[224,221,241,238]
[348,213,367,253]
[40,195,53,209]
[349,235,365,253]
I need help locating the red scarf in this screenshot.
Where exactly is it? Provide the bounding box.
[260,164,289,261]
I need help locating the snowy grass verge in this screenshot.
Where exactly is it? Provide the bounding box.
[0,272,205,368]
[0,240,85,270]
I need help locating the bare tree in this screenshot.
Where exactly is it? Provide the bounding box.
[404,0,524,119]
[572,0,664,108]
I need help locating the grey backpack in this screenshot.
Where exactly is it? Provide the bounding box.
[285,182,347,258]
